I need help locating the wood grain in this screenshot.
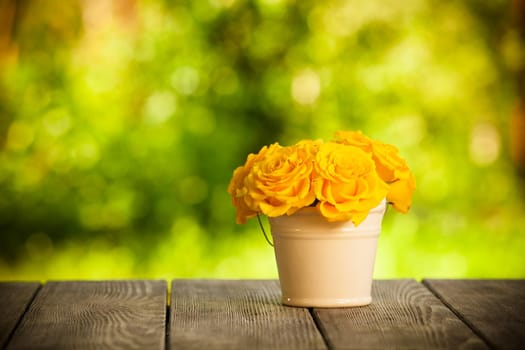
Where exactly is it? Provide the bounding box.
[169,279,327,350]
[6,280,167,350]
[0,282,40,348]
[313,279,488,349]
[424,279,525,349]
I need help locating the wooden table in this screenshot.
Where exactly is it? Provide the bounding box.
[0,279,523,349]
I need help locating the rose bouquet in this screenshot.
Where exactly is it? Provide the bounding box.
[228,131,415,226]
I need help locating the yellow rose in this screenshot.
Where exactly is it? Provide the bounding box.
[370,141,409,181]
[244,141,317,217]
[313,142,388,224]
[334,130,410,181]
[386,171,416,213]
[370,141,416,212]
[334,130,373,152]
[227,144,274,224]
[334,130,416,213]
[228,166,257,224]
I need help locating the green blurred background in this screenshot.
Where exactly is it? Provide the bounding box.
[1,0,525,281]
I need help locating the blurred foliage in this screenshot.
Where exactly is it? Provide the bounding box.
[1,0,524,280]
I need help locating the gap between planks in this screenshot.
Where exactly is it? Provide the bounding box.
[1,283,41,350]
[423,279,495,349]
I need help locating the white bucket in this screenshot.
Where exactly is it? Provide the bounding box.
[269,200,386,307]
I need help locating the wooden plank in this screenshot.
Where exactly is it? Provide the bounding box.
[313,280,488,349]
[6,280,167,350]
[170,279,327,350]
[0,282,40,348]
[424,279,525,349]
